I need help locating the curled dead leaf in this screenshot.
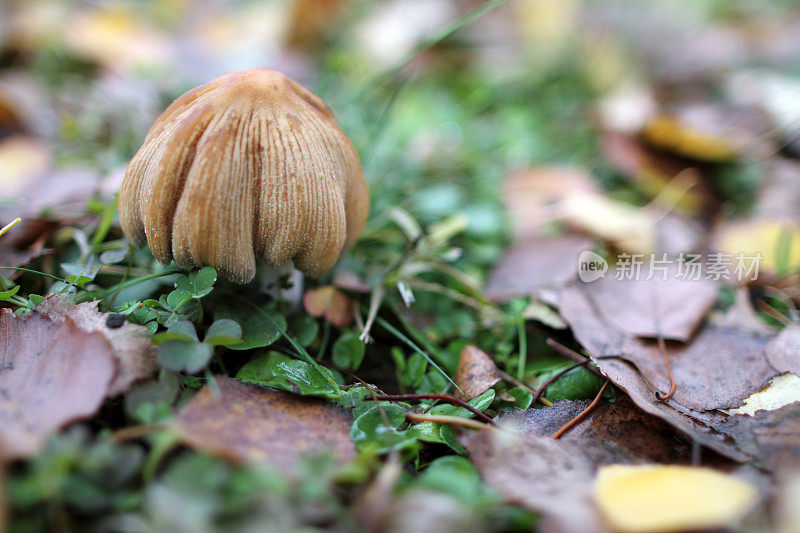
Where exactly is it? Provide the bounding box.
[454,345,503,401]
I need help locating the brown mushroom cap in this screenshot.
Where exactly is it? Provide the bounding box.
[119,68,369,283]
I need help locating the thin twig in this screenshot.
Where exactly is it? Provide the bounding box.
[546,338,604,377]
[655,336,676,401]
[374,394,494,425]
[405,413,497,432]
[757,300,793,326]
[532,360,590,407]
[499,370,553,407]
[552,381,609,439]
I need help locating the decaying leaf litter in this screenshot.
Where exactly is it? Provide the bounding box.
[1,0,800,531]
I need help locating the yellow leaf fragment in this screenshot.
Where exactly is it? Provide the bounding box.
[594,464,757,533]
[727,373,800,416]
[717,219,800,275]
[643,115,738,162]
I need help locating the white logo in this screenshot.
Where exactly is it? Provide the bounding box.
[578,250,608,282]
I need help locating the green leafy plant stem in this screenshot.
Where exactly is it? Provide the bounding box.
[228,293,341,393]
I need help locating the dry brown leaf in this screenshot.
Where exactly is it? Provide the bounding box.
[575,263,717,342]
[577,355,751,462]
[718,403,800,473]
[727,374,800,416]
[303,285,354,327]
[465,397,699,533]
[765,326,800,376]
[484,235,593,302]
[453,345,503,401]
[0,309,115,461]
[559,281,777,411]
[37,297,156,395]
[553,281,800,463]
[174,377,356,471]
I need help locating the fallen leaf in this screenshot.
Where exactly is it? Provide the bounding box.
[303,285,354,327]
[573,263,717,341]
[465,397,698,533]
[0,163,98,248]
[594,464,757,533]
[717,403,800,472]
[484,235,593,301]
[727,374,800,416]
[453,346,503,401]
[715,218,800,277]
[765,326,800,375]
[777,473,800,533]
[174,377,356,471]
[559,281,778,412]
[0,310,115,460]
[37,296,157,395]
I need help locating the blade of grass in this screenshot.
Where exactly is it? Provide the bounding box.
[375,315,461,394]
[0,267,66,283]
[91,196,118,253]
[102,267,183,295]
[517,315,527,381]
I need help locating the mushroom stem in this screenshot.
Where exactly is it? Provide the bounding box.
[257,261,305,309]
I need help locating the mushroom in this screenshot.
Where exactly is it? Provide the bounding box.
[118,68,369,283]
